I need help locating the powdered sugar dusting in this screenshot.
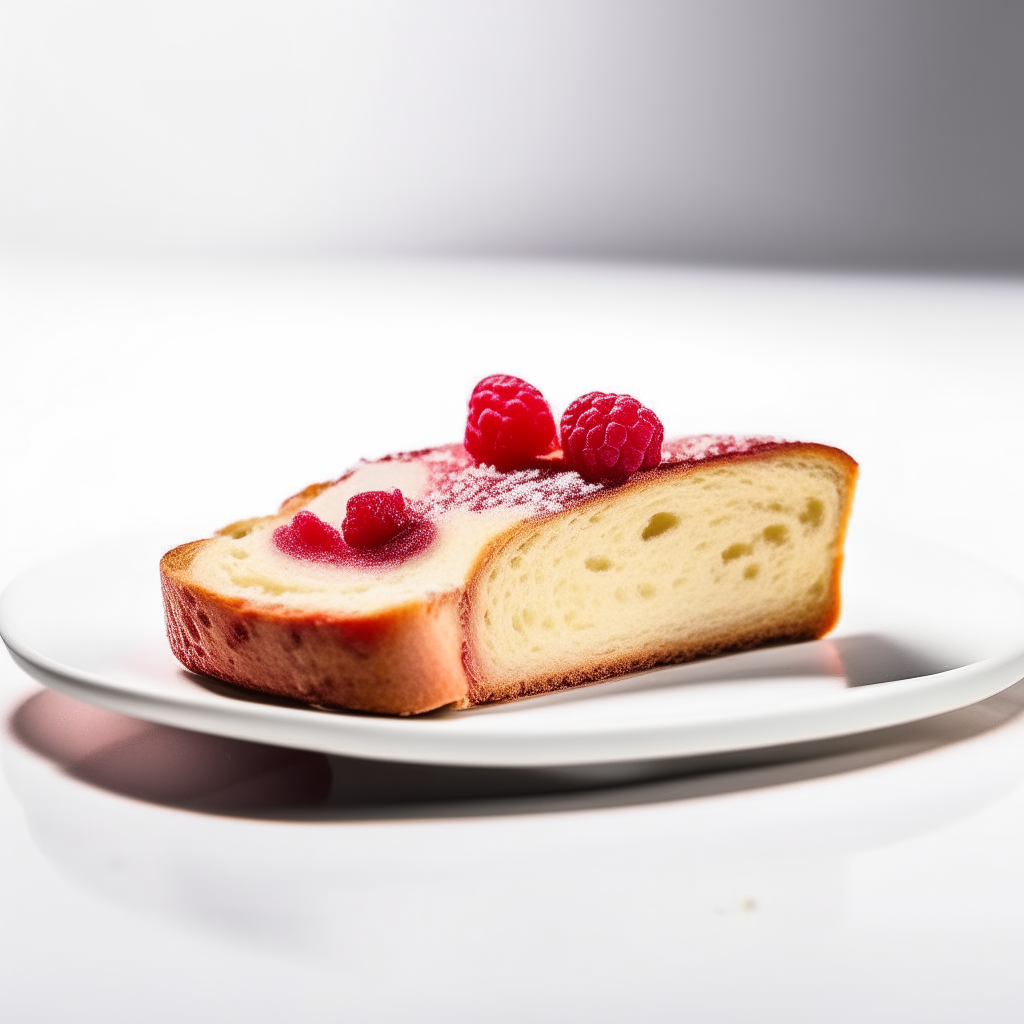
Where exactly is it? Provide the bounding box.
[661,434,786,465]
[411,444,604,516]
[378,437,789,520]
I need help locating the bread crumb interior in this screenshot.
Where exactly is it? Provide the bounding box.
[469,457,848,692]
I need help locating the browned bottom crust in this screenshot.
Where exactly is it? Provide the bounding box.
[162,541,843,716]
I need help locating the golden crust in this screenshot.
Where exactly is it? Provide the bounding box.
[161,442,857,716]
[160,542,471,715]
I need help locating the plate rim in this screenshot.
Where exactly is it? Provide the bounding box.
[3,529,1024,767]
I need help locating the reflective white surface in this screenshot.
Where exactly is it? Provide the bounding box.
[3,259,1024,1021]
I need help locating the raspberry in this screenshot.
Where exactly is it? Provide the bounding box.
[273,510,347,560]
[342,489,413,549]
[560,392,664,484]
[465,374,557,470]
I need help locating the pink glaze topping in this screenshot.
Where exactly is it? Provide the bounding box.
[275,435,787,569]
[660,434,784,464]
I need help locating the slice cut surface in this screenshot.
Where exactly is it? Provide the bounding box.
[161,437,857,713]
[465,451,853,700]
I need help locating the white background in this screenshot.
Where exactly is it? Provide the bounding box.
[3,1,1024,268]
[5,1,1024,1017]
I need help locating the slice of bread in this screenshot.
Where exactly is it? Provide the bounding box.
[162,437,857,714]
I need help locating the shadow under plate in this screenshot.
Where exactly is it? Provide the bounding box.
[5,628,1010,823]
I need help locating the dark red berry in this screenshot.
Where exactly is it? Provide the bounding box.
[465,374,558,471]
[342,489,412,549]
[273,510,347,560]
[560,392,664,484]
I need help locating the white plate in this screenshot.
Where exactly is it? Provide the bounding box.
[3,524,1024,767]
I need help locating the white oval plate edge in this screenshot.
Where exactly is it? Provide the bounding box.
[3,527,1024,767]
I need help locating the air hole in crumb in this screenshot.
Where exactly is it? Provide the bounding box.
[510,556,522,570]
[722,543,753,562]
[744,564,760,579]
[800,498,824,528]
[638,583,656,599]
[585,556,612,572]
[763,524,789,545]
[642,512,680,540]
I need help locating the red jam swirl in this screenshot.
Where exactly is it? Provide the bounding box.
[273,510,435,569]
